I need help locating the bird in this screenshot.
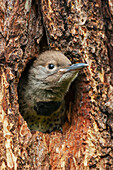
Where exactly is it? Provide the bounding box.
[18,50,88,133]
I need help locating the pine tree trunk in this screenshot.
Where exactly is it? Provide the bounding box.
[0,0,113,169]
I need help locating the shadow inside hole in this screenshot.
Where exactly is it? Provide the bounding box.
[64,77,79,127]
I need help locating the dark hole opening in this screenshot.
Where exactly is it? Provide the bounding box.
[18,60,79,134]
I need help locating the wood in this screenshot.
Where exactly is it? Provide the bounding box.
[0,0,113,169]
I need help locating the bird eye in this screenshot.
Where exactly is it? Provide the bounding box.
[48,64,55,69]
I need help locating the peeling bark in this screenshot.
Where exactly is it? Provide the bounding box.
[0,0,113,169]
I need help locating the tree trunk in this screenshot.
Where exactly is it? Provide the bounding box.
[0,0,113,169]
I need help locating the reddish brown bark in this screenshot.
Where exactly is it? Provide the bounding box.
[0,0,113,169]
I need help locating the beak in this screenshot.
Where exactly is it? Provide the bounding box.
[59,63,88,73]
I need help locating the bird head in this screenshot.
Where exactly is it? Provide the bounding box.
[28,51,88,101]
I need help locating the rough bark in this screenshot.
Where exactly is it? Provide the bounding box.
[0,0,113,169]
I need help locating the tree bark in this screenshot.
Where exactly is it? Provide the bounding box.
[0,0,113,169]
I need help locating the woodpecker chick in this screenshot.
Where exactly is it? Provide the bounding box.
[18,51,88,133]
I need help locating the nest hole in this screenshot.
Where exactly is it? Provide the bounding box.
[17,29,81,133]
